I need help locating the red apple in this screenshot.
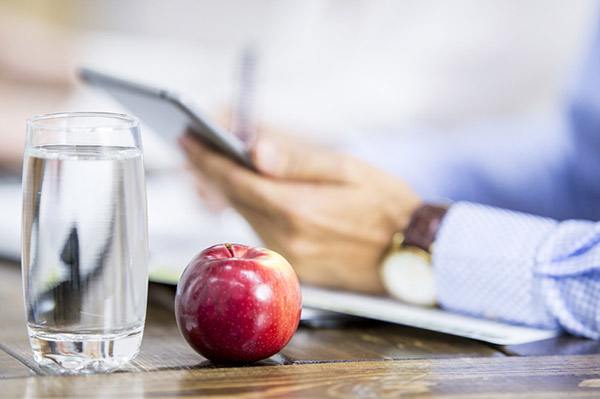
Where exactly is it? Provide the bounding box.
[174,243,302,364]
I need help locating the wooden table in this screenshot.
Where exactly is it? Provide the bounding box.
[2,260,600,398]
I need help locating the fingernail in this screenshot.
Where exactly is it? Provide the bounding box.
[254,139,279,174]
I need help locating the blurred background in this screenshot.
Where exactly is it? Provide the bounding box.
[1,0,598,274]
[3,0,598,151]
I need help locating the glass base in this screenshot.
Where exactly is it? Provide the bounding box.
[28,326,143,374]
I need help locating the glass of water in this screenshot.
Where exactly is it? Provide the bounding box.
[21,112,148,374]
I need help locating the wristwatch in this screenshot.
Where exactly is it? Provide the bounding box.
[379,204,448,306]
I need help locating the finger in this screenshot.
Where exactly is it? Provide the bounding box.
[179,133,255,188]
[179,133,286,214]
[180,166,229,211]
[251,137,352,183]
[228,198,300,268]
[193,177,230,211]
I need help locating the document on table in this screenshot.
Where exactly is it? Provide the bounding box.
[0,176,560,346]
[300,286,560,346]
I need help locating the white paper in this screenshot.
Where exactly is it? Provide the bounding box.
[301,285,560,345]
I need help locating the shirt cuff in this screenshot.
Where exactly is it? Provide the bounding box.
[432,201,558,329]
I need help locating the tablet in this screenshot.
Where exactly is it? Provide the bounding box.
[78,67,254,169]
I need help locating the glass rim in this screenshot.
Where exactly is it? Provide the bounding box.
[27,112,139,132]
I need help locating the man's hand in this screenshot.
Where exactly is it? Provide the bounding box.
[179,133,421,293]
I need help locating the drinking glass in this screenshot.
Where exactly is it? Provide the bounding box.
[21,112,148,374]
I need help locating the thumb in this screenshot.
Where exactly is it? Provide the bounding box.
[252,138,349,182]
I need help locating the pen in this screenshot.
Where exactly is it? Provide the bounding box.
[231,45,259,144]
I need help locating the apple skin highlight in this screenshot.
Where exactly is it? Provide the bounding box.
[175,243,302,364]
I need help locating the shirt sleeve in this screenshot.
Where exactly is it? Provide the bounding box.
[434,201,600,339]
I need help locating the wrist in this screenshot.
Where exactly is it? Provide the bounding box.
[379,203,449,306]
[404,204,449,253]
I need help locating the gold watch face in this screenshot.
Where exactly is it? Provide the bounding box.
[380,249,436,306]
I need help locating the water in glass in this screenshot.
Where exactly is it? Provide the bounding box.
[21,144,148,373]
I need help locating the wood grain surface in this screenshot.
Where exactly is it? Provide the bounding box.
[3,354,600,398]
[3,258,600,398]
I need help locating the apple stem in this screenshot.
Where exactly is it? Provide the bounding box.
[225,243,235,257]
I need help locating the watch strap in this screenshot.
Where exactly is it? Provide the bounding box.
[403,204,448,252]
